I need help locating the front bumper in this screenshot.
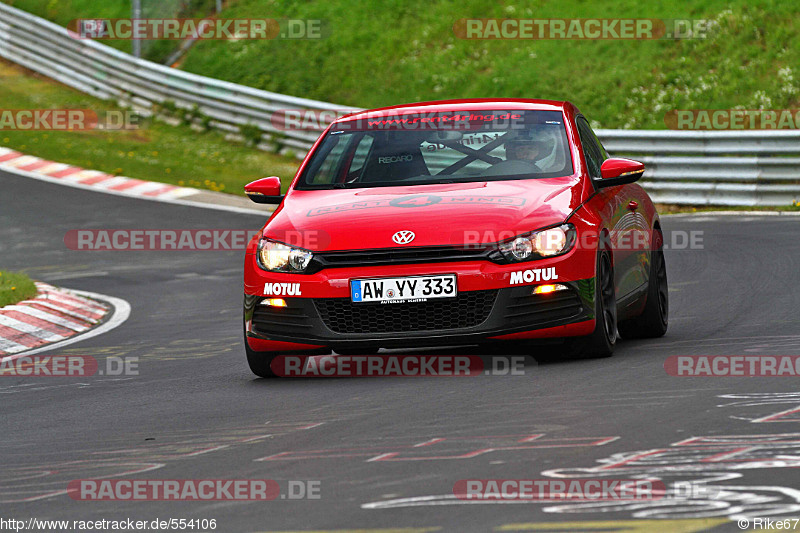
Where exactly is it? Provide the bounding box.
[245,280,595,351]
[244,245,599,351]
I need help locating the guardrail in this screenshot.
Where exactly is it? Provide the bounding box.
[598,130,800,205]
[0,2,359,154]
[1,2,799,206]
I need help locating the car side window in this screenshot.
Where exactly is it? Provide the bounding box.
[307,133,351,184]
[347,134,374,180]
[576,116,605,180]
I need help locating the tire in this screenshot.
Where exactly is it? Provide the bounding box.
[244,327,311,378]
[244,336,281,378]
[618,235,669,339]
[567,250,617,358]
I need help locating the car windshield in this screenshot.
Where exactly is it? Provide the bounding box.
[295,110,573,189]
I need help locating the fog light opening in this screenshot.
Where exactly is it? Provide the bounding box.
[533,284,568,295]
[261,298,288,307]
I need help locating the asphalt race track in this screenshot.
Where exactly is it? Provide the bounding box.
[3,168,800,532]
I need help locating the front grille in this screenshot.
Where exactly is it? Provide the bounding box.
[312,246,497,270]
[315,290,498,334]
[503,289,584,327]
[252,302,314,336]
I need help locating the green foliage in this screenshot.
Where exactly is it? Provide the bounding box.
[7,0,218,61]
[182,104,203,126]
[239,123,263,147]
[0,271,37,308]
[172,0,800,129]
[0,60,297,195]
[158,99,180,117]
[12,0,798,128]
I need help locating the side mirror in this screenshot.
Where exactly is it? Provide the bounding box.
[245,176,284,204]
[597,158,645,187]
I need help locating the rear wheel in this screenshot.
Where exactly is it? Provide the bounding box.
[567,250,617,358]
[618,236,669,339]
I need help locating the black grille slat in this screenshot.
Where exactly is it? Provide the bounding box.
[315,290,498,334]
[506,300,582,317]
[504,290,583,324]
[315,246,491,269]
[506,292,577,309]
[506,307,580,319]
[252,306,314,334]
[252,318,311,327]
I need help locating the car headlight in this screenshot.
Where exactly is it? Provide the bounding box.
[498,224,576,262]
[257,238,314,273]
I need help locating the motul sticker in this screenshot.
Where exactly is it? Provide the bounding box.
[264,282,302,296]
[509,267,558,285]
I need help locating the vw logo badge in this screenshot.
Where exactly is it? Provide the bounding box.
[392,230,415,245]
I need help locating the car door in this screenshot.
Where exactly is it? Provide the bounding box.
[576,116,648,300]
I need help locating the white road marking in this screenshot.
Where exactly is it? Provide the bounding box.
[41,271,109,281]
[123,181,168,195]
[0,160,267,216]
[26,301,95,323]
[0,290,131,361]
[37,162,72,175]
[89,176,133,189]
[2,156,42,168]
[0,315,65,342]
[3,305,88,331]
[38,291,107,313]
[0,337,29,353]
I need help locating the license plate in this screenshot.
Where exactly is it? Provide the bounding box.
[351,274,457,303]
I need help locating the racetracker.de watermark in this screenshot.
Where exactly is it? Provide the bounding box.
[64,228,703,252]
[68,18,327,40]
[0,109,139,131]
[329,112,529,132]
[453,18,713,40]
[665,109,800,130]
[455,228,704,251]
[453,479,665,501]
[271,355,526,377]
[665,355,800,377]
[64,229,261,251]
[0,355,138,377]
[67,479,320,500]
[270,110,530,132]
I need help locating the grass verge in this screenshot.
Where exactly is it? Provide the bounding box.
[0,59,299,194]
[8,1,799,129]
[0,270,37,308]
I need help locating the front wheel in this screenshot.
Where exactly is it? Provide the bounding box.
[245,338,283,378]
[567,250,617,358]
[244,328,312,378]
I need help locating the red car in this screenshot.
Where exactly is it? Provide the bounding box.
[243,99,668,377]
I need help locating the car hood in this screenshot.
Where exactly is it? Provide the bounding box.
[264,178,583,251]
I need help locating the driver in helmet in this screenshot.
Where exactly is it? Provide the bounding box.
[481,128,557,177]
[505,137,553,171]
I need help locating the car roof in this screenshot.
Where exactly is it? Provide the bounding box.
[333,98,571,124]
